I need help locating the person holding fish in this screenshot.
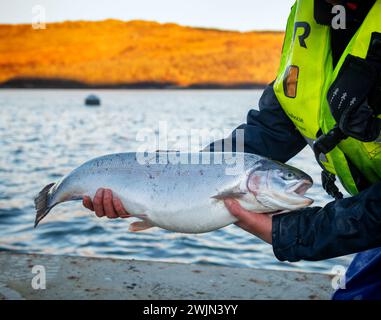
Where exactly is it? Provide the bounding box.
[35,0,380,300]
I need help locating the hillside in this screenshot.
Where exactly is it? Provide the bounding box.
[0,20,284,88]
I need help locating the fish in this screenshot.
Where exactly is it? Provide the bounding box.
[34,152,313,233]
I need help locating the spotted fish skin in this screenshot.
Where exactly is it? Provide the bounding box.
[34,152,313,233]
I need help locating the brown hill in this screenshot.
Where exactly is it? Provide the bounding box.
[0,19,284,88]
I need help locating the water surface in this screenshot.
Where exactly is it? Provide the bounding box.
[0,89,352,273]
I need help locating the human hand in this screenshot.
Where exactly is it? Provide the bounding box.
[83,188,132,219]
[224,199,273,244]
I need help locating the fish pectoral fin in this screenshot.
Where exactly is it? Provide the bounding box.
[129,220,155,232]
[211,191,247,200]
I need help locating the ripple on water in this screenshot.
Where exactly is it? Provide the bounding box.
[0,208,25,224]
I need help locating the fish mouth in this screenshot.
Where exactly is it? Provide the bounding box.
[290,179,313,195]
[287,179,314,204]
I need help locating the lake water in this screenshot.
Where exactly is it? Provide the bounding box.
[0,89,352,274]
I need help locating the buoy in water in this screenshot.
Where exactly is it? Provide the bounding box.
[85,94,101,106]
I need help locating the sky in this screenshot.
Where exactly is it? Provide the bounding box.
[0,0,295,31]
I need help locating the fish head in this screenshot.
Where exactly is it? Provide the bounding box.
[247,159,313,211]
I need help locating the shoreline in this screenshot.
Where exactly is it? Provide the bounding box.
[0,78,267,90]
[0,252,334,300]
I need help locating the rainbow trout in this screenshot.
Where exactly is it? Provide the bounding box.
[34,152,313,233]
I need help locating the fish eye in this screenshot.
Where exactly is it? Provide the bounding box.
[282,171,296,180]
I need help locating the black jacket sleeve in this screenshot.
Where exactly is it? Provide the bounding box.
[205,83,307,162]
[272,181,381,262]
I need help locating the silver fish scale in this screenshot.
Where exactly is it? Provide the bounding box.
[44,152,264,233]
[37,152,312,233]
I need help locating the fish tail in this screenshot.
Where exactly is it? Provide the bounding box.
[34,182,55,228]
